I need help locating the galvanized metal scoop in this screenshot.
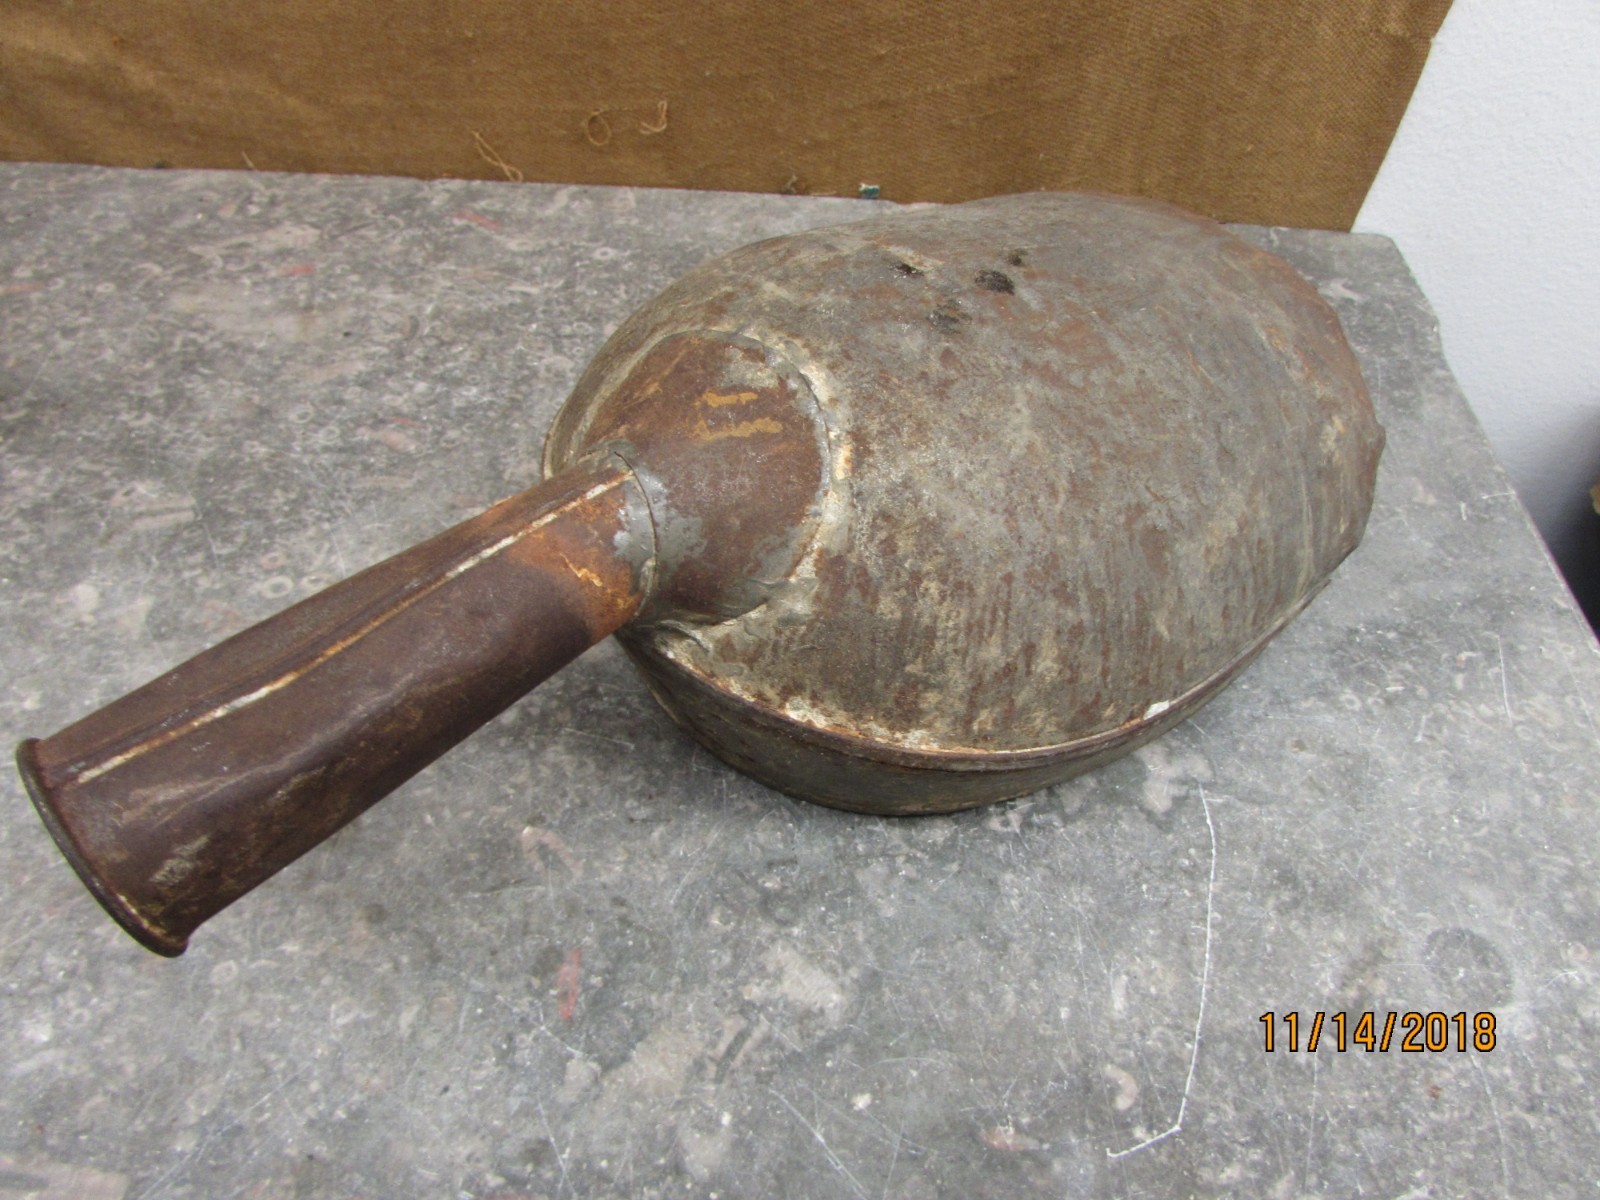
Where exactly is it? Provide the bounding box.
[17,193,1383,955]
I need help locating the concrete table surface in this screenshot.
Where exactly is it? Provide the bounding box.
[2,164,1598,1200]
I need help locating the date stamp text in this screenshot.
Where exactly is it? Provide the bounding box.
[1260,1011,1497,1053]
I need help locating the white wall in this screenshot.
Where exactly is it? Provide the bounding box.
[1354,0,1600,622]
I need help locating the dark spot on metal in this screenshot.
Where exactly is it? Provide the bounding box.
[892,260,924,278]
[1006,249,1027,267]
[975,269,1015,294]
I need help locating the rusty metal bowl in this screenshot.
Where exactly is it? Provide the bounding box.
[17,193,1381,955]
[545,192,1382,814]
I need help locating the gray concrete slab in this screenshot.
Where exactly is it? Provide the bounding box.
[2,163,1597,1200]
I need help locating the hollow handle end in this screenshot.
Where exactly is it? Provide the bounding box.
[18,737,188,956]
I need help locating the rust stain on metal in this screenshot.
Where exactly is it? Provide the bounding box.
[549,331,831,625]
[693,415,785,440]
[699,389,760,407]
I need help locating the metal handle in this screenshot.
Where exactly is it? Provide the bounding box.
[17,457,652,955]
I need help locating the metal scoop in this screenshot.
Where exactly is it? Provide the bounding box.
[17,192,1383,955]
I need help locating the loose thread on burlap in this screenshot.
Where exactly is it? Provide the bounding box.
[583,111,614,147]
[471,130,524,182]
[639,100,670,135]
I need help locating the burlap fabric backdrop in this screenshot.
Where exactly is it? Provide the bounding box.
[1,1,1450,229]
